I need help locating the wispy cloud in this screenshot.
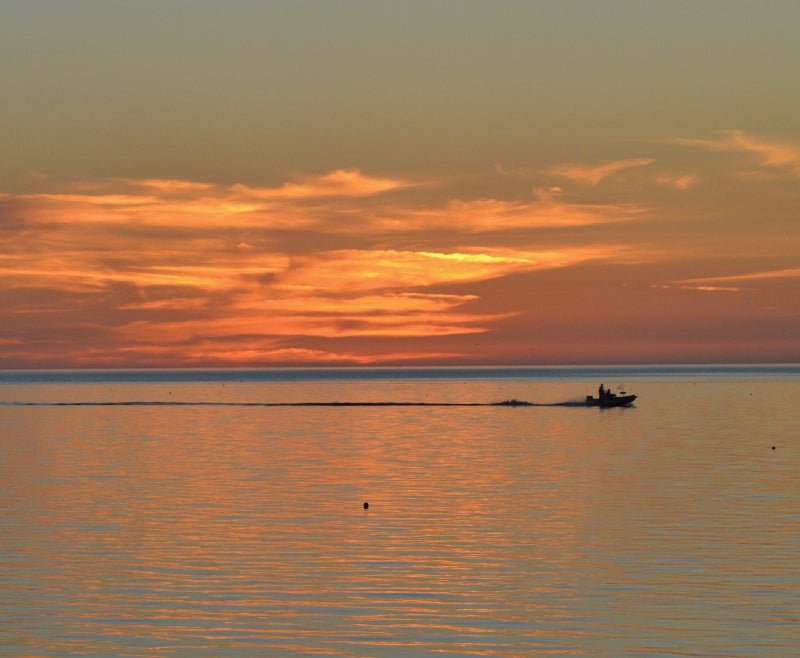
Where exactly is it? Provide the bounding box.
[230,168,414,199]
[660,267,800,294]
[1,168,652,365]
[675,268,800,285]
[544,158,655,186]
[656,173,699,190]
[658,284,742,293]
[0,169,414,231]
[6,147,794,367]
[669,130,800,177]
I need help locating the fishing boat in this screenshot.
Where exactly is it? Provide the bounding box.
[586,385,637,407]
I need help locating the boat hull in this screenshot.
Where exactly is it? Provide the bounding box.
[586,394,637,407]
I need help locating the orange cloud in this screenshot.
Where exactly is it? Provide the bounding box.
[656,173,699,190]
[672,268,800,287]
[544,158,655,185]
[662,285,742,293]
[275,246,633,296]
[183,346,370,365]
[1,169,413,232]
[9,157,784,368]
[115,309,500,344]
[661,268,800,294]
[670,130,800,177]
[57,339,464,367]
[123,179,217,195]
[230,168,414,199]
[234,292,479,315]
[279,249,535,292]
[2,166,652,246]
[370,197,647,234]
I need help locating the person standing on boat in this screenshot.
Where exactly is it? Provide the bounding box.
[598,384,606,400]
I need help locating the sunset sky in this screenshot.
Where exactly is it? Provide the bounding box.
[2,1,799,367]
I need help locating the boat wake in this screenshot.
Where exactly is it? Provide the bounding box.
[2,399,600,408]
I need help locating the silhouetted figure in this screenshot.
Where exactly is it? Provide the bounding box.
[363,502,369,509]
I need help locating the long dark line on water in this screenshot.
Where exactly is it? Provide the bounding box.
[1,400,589,407]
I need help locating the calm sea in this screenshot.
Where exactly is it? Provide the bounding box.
[1,365,798,657]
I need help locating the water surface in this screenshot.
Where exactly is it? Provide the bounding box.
[1,366,798,656]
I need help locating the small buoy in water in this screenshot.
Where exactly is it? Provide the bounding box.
[363,502,369,509]
[772,446,776,450]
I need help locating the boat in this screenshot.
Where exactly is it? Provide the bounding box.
[586,385,637,408]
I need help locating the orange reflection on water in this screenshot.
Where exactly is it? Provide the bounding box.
[4,377,800,655]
